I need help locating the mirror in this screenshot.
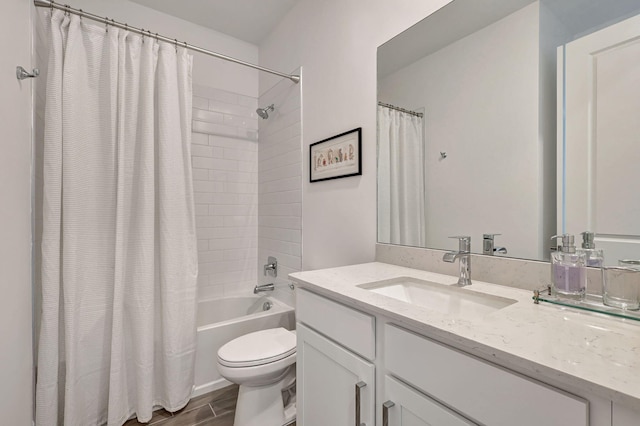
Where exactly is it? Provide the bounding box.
[377,0,640,264]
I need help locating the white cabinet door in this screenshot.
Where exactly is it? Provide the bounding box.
[383,376,476,426]
[613,403,640,426]
[560,13,640,263]
[297,323,375,426]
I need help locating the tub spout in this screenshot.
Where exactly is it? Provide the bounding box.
[254,283,275,294]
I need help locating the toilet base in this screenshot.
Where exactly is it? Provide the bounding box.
[233,367,295,426]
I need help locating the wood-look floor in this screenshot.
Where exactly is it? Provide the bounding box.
[122,385,295,426]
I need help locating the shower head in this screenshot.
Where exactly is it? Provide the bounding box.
[256,104,275,119]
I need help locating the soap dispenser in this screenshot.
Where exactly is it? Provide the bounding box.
[578,231,604,267]
[550,234,586,299]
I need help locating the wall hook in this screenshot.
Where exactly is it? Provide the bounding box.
[16,66,40,81]
[440,151,447,160]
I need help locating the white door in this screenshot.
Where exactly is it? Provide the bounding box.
[383,376,476,426]
[297,323,375,426]
[560,13,640,265]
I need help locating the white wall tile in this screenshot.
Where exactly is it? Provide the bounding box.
[193,108,224,124]
[192,87,259,299]
[257,79,302,307]
[192,169,209,181]
[209,100,257,119]
[238,94,259,109]
[192,133,209,146]
[259,189,302,205]
[224,114,259,130]
[193,96,209,110]
[210,135,258,152]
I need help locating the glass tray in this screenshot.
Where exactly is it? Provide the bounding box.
[533,286,640,322]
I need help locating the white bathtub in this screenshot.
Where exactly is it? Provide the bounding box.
[193,296,295,397]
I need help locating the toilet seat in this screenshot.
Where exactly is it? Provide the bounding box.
[218,327,296,368]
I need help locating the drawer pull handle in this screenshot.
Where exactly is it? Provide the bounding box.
[355,381,367,426]
[383,400,395,426]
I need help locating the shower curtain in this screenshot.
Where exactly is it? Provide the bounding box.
[36,11,198,426]
[377,105,426,247]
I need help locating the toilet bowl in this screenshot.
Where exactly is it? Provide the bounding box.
[217,327,296,426]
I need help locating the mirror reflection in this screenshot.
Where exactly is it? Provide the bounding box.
[377,0,640,264]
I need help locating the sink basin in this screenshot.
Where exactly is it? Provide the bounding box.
[358,277,517,317]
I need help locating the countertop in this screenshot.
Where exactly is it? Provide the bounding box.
[289,262,640,411]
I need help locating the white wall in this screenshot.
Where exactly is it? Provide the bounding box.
[259,0,453,270]
[257,73,303,306]
[64,0,259,96]
[191,85,260,300]
[0,0,34,423]
[378,3,543,260]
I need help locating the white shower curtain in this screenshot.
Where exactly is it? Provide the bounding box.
[377,105,426,247]
[36,11,198,426]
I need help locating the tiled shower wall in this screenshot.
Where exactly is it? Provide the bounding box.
[257,73,303,307]
[191,85,260,300]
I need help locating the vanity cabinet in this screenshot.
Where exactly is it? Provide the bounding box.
[383,375,475,426]
[294,288,618,426]
[296,289,376,425]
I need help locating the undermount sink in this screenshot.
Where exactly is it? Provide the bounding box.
[358,277,517,318]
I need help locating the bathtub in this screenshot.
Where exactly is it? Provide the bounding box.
[193,296,295,397]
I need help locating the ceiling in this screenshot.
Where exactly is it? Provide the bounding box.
[377,0,640,79]
[129,0,298,45]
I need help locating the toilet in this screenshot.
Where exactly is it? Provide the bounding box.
[217,327,296,426]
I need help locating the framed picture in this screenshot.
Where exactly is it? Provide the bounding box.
[310,127,362,182]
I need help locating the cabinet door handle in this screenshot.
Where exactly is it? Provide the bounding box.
[355,381,367,426]
[383,400,395,426]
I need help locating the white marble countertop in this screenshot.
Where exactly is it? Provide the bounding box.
[290,262,640,411]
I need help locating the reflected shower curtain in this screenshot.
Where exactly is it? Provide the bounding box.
[36,11,198,426]
[377,106,426,246]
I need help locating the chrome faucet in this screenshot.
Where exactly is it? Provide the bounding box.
[482,234,508,256]
[263,256,277,277]
[254,283,275,294]
[443,236,472,286]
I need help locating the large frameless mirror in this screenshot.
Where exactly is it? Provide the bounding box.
[377,0,640,265]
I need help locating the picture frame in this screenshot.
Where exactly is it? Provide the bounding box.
[310,127,362,182]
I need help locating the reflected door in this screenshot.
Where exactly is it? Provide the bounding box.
[560,13,640,265]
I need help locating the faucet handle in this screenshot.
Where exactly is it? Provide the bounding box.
[448,236,471,252]
[482,234,507,255]
[483,233,501,240]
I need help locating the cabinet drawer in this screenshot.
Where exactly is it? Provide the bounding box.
[297,288,375,360]
[385,324,588,426]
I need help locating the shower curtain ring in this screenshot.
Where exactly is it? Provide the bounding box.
[78,9,82,21]
[49,0,54,13]
[174,39,178,51]
[105,17,108,32]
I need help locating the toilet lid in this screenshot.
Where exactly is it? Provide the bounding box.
[218,327,296,368]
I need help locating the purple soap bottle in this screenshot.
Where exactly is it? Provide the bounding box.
[550,234,586,300]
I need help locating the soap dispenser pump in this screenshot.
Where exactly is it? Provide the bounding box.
[550,234,586,299]
[578,231,604,267]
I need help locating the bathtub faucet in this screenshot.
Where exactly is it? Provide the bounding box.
[264,256,278,277]
[254,283,275,294]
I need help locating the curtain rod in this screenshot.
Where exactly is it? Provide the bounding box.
[33,0,300,84]
[378,101,423,118]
